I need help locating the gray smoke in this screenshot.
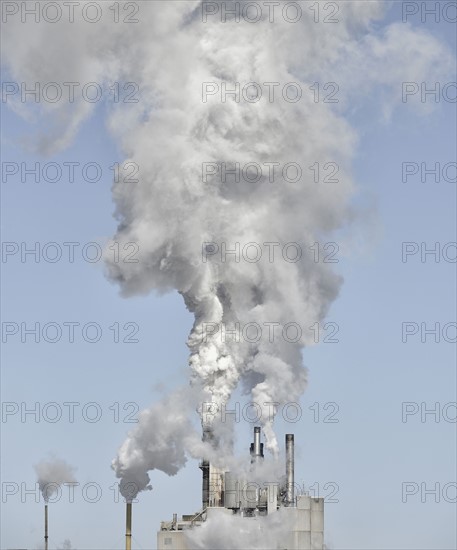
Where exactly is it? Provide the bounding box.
[34,457,77,503]
[2,0,454,498]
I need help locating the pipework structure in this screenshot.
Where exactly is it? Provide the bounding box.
[157,427,324,550]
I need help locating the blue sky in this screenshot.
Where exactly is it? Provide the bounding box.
[1,2,456,549]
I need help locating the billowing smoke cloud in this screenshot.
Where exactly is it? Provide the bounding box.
[34,457,77,502]
[102,0,454,461]
[111,388,198,499]
[3,0,454,496]
[184,506,296,550]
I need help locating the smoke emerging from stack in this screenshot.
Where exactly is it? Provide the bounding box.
[111,389,199,499]
[2,1,454,498]
[103,1,453,492]
[34,457,77,502]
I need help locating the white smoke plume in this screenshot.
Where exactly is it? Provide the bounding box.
[102,0,454,463]
[111,388,200,499]
[34,457,77,503]
[3,0,454,495]
[184,506,296,550]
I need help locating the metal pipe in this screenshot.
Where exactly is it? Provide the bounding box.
[44,504,48,550]
[285,434,294,506]
[126,502,132,550]
[253,427,261,460]
[250,426,264,463]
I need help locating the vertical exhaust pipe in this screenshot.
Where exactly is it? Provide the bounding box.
[286,434,294,506]
[250,426,264,463]
[253,427,261,461]
[126,502,132,550]
[44,504,48,550]
[200,420,214,509]
[200,459,209,509]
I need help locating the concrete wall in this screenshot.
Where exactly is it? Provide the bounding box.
[285,495,324,550]
[208,465,225,507]
[158,496,324,550]
[157,530,189,550]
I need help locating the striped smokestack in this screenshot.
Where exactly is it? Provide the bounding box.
[126,502,132,550]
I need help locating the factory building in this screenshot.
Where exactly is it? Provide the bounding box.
[156,428,324,550]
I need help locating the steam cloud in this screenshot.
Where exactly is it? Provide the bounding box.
[3,1,454,499]
[184,506,296,550]
[34,457,77,502]
[102,0,453,493]
[111,389,198,499]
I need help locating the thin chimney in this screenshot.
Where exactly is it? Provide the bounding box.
[44,504,48,550]
[250,426,264,463]
[126,502,132,550]
[285,434,295,506]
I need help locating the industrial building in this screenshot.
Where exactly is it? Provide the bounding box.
[156,427,324,550]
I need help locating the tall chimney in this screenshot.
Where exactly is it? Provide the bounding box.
[250,426,264,463]
[199,407,226,509]
[285,434,295,506]
[126,502,132,550]
[254,427,261,458]
[44,504,48,550]
[200,424,212,509]
[200,459,210,509]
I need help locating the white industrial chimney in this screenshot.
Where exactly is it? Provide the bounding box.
[285,434,295,506]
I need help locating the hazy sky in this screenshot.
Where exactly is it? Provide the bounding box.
[1,2,456,549]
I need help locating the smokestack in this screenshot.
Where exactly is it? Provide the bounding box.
[254,427,261,458]
[199,420,226,509]
[200,459,209,509]
[126,502,132,550]
[44,504,48,550]
[199,423,212,509]
[250,426,264,463]
[286,434,294,506]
